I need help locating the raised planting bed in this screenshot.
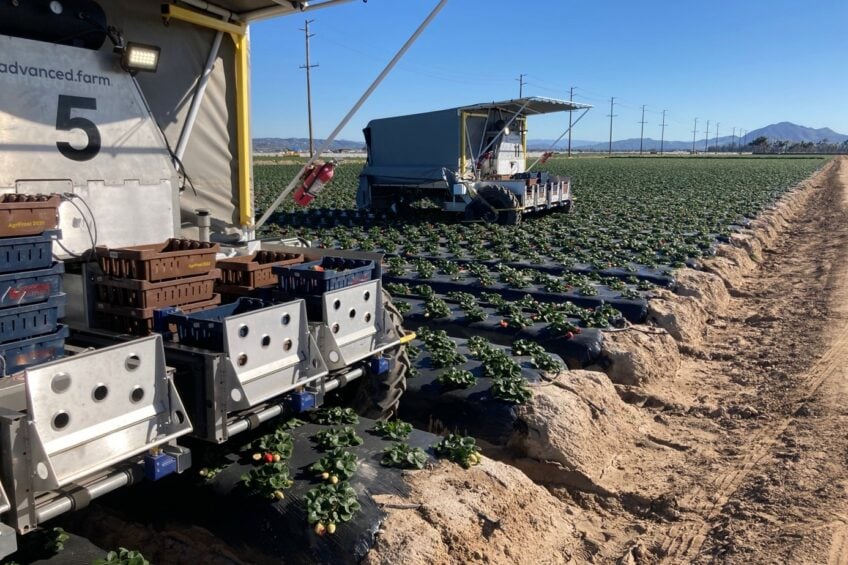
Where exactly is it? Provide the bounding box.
[0,324,69,376]
[95,239,220,282]
[95,269,221,309]
[0,293,66,343]
[0,229,61,274]
[397,298,603,369]
[0,193,60,237]
[399,336,563,447]
[218,251,304,289]
[93,295,222,336]
[383,272,648,323]
[0,262,63,308]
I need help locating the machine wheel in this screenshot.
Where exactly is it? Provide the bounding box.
[330,289,410,420]
[470,185,522,225]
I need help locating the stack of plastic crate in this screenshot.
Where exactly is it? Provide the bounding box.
[273,256,375,318]
[0,194,67,376]
[215,250,304,301]
[93,238,222,335]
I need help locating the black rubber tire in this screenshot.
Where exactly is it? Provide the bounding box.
[330,290,410,420]
[475,185,522,225]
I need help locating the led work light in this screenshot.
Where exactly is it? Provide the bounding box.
[120,42,161,73]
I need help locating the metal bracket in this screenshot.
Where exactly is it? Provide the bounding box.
[222,299,327,411]
[23,335,193,491]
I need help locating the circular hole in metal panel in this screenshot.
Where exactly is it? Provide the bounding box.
[36,462,49,480]
[328,350,340,363]
[281,313,291,326]
[237,354,248,367]
[130,386,145,403]
[364,290,371,301]
[231,388,242,402]
[349,308,356,319]
[51,373,71,394]
[311,358,319,368]
[92,384,108,402]
[52,411,70,430]
[261,335,271,347]
[125,354,141,371]
[364,312,372,323]
[238,325,249,338]
[283,339,293,352]
[333,299,341,310]
[174,410,186,424]
[331,323,340,334]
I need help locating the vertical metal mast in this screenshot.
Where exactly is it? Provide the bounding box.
[300,19,318,157]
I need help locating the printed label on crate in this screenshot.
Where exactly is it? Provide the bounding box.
[7,219,47,230]
[4,283,51,302]
[187,261,212,269]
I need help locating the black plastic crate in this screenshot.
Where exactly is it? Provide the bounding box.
[0,262,64,309]
[161,297,269,350]
[274,257,374,295]
[0,293,66,343]
[0,324,68,376]
[0,230,61,274]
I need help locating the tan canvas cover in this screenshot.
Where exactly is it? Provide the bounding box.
[99,0,241,235]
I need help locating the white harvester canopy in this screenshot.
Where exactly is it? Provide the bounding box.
[0,0,355,246]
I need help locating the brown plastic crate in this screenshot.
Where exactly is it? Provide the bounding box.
[95,269,221,309]
[217,251,303,288]
[0,194,60,237]
[96,239,220,282]
[93,294,222,336]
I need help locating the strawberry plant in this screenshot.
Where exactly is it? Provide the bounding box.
[437,367,476,389]
[512,339,563,372]
[242,460,293,500]
[380,442,428,469]
[315,426,364,449]
[312,407,359,426]
[433,434,481,468]
[249,427,294,460]
[93,548,150,565]
[305,482,362,535]
[372,419,414,440]
[423,296,451,319]
[310,447,358,482]
[491,375,532,404]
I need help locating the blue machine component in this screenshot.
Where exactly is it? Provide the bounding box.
[370,356,391,375]
[152,306,181,336]
[289,391,317,413]
[143,452,178,481]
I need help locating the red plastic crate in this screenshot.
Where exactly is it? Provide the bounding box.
[95,269,221,309]
[217,251,304,288]
[93,294,222,336]
[0,194,60,237]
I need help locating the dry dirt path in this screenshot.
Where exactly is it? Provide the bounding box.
[632,156,848,564]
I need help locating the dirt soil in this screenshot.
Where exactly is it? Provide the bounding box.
[368,157,848,564]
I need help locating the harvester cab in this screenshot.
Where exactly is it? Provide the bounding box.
[357,97,592,225]
[0,0,418,556]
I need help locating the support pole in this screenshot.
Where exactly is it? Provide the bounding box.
[607,97,616,156]
[300,20,318,158]
[659,109,667,155]
[567,86,575,157]
[638,104,647,156]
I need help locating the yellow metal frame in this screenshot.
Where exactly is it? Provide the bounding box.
[162,3,254,229]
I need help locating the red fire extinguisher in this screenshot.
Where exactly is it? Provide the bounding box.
[293,161,336,206]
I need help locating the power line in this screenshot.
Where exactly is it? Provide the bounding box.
[659,109,668,155]
[638,104,647,155]
[704,119,710,152]
[607,97,617,156]
[516,73,526,98]
[714,122,720,153]
[299,19,318,157]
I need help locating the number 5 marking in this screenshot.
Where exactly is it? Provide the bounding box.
[56,95,101,161]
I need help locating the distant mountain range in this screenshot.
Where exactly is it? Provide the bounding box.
[254,123,847,154]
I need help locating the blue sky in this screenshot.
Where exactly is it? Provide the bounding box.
[250,0,848,143]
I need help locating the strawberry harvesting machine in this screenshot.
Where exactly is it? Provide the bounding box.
[0,0,448,559]
[356,97,592,225]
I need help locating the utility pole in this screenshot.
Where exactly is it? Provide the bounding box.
[714,122,720,153]
[638,104,647,156]
[692,118,698,153]
[659,110,667,155]
[704,120,710,152]
[300,19,318,157]
[567,86,575,157]
[607,97,617,156]
[731,126,736,152]
[516,74,526,98]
